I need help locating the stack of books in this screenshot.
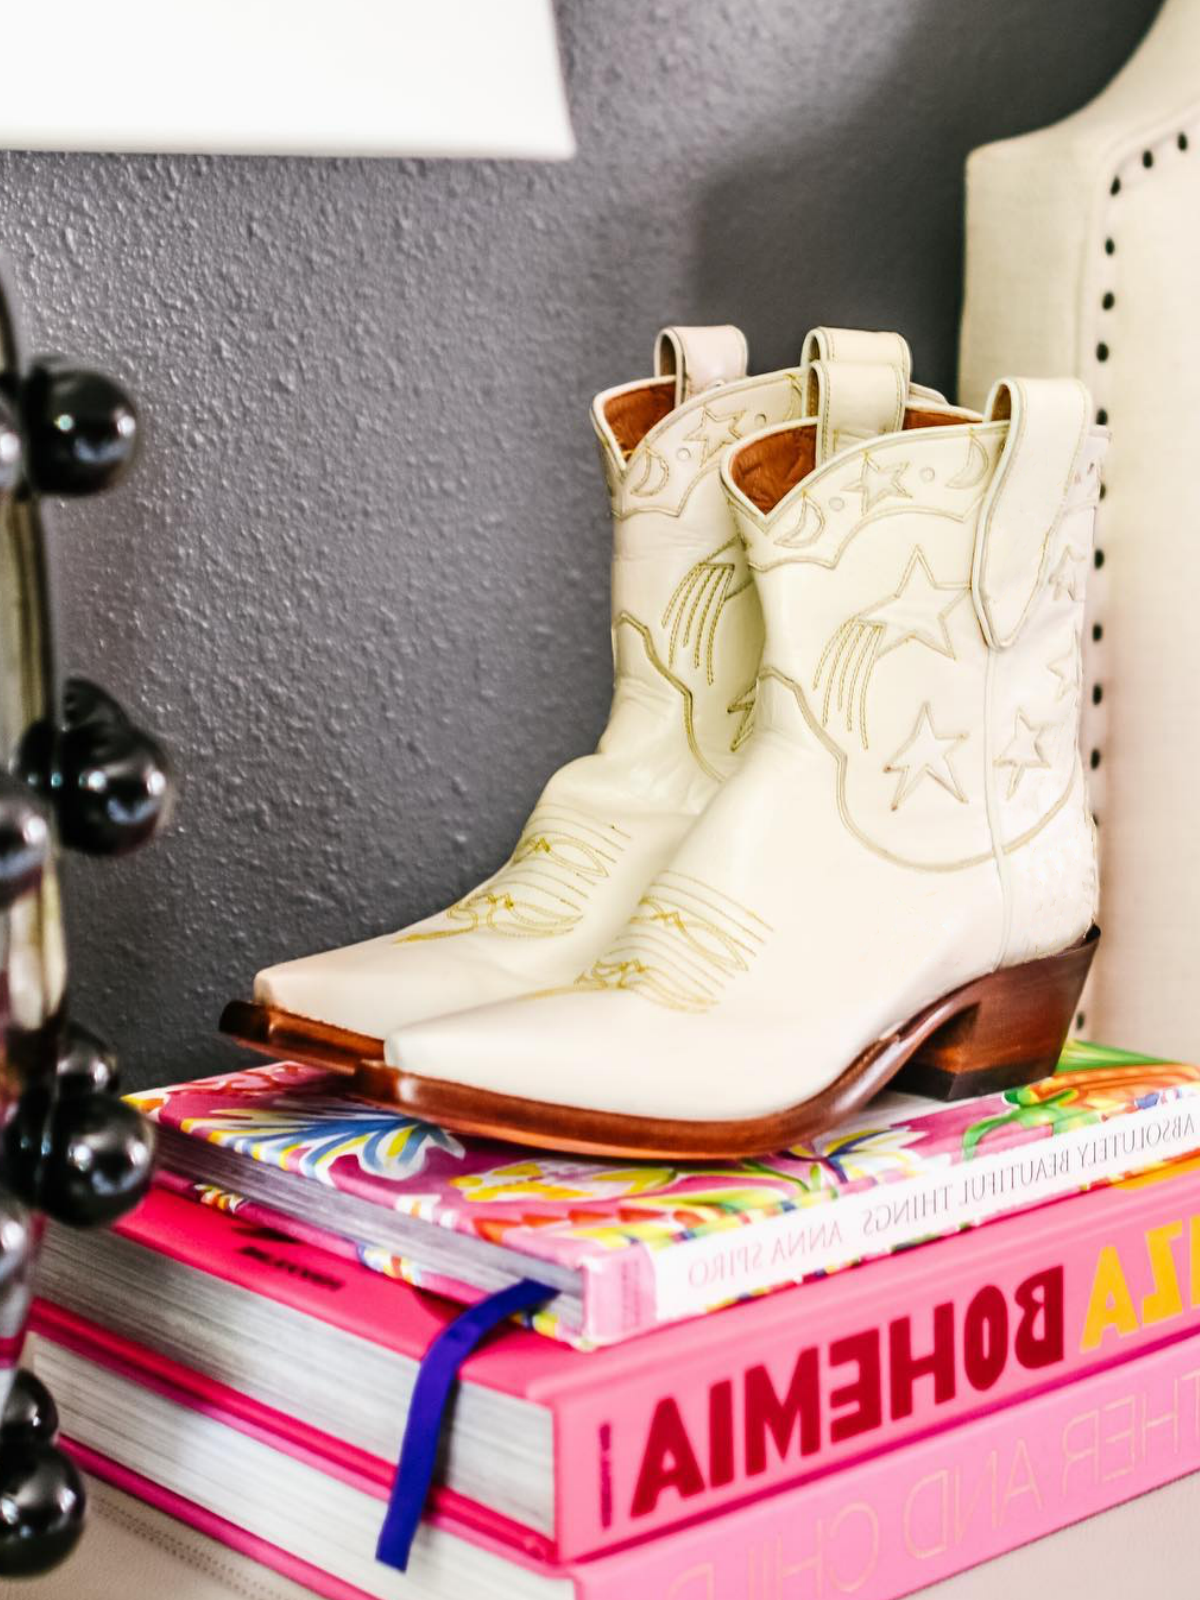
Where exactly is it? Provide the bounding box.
[30,1040,1200,1599]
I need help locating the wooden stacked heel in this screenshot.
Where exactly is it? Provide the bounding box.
[894,925,1100,1102]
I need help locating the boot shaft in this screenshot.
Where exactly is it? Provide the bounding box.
[723,365,1107,932]
[591,327,941,786]
[592,327,796,784]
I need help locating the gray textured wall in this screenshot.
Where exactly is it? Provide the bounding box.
[0,0,1160,1089]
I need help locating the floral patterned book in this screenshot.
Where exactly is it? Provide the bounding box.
[131,1041,1200,1348]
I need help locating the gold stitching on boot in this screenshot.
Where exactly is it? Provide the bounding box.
[811,547,968,749]
[847,629,879,746]
[750,496,990,574]
[629,447,670,497]
[569,873,770,1013]
[656,867,773,936]
[726,679,758,751]
[747,425,1005,574]
[398,888,584,941]
[395,806,629,944]
[661,538,753,684]
[601,375,804,523]
[772,492,826,549]
[759,665,1075,871]
[681,403,747,467]
[613,612,722,781]
[860,548,967,659]
[848,452,911,513]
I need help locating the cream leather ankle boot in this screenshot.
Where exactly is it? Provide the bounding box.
[227,329,953,1067]
[373,358,1103,1157]
[226,327,808,1056]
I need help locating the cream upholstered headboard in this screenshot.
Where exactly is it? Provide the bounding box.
[960,0,1200,1057]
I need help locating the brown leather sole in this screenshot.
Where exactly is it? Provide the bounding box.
[220,926,1099,1159]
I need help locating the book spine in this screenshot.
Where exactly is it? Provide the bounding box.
[554,1160,1200,1556]
[574,1325,1200,1600]
[649,1097,1200,1325]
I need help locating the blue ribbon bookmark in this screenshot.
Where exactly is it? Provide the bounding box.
[375,1277,556,1572]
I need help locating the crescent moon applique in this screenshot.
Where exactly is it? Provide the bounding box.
[946,431,992,490]
[772,493,826,550]
[629,446,671,498]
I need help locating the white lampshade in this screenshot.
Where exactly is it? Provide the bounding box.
[0,0,575,159]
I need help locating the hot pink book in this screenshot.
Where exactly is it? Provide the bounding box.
[48,1318,1200,1600]
[34,1151,1200,1559]
[128,1041,1200,1349]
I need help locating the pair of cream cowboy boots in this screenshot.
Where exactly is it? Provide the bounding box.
[225,325,1104,1157]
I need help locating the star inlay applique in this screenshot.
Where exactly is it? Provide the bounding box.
[1048,546,1085,604]
[996,710,1054,799]
[811,548,969,749]
[860,548,967,659]
[848,452,910,514]
[884,703,968,809]
[682,404,746,468]
[1047,634,1082,701]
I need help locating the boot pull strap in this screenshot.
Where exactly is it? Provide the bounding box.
[800,326,912,384]
[972,377,1091,649]
[804,357,908,463]
[654,325,748,408]
[800,323,946,405]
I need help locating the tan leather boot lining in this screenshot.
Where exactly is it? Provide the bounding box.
[904,406,960,430]
[604,382,681,464]
[603,378,677,458]
[732,424,818,512]
[731,407,966,513]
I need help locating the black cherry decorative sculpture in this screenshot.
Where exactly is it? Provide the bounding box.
[0,269,172,1576]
